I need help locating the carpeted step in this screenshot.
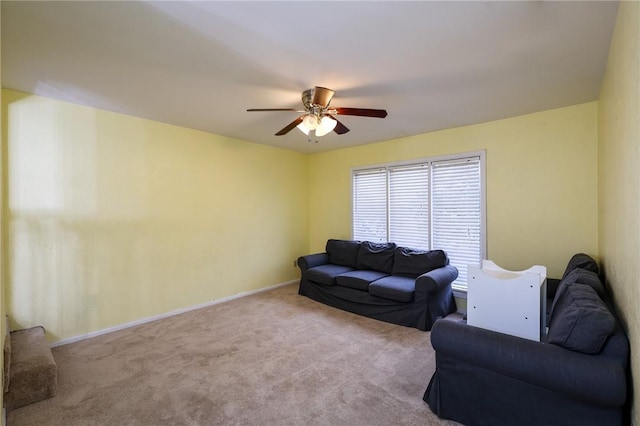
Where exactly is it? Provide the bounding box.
[4,326,58,410]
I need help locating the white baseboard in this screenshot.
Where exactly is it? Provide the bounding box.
[51,280,298,348]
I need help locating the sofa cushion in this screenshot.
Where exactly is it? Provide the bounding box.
[306,264,354,286]
[392,247,448,278]
[357,241,397,274]
[550,268,605,316]
[335,270,389,291]
[326,239,361,268]
[369,275,415,303]
[561,253,599,280]
[547,283,615,354]
[562,268,604,295]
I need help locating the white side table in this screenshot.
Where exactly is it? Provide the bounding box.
[467,260,547,342]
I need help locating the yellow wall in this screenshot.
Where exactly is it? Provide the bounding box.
[1,89,309,343]
[598,2,640,424]
[309,102,599,279]
[0,4,5,417]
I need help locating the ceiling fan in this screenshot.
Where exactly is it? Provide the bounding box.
[247,86,388,137]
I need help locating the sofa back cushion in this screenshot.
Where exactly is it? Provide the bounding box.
[562,268,604,296]
[547,283,615,354]
[326,239,360,268]
[357,241,397,273]
[561,253,599,280]
[392,247,448,278]
[550,268,605,316]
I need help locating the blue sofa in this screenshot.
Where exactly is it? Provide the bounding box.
[424,253,630,426]
[297,239,458,331]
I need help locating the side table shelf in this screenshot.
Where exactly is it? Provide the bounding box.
[467,260,547,342]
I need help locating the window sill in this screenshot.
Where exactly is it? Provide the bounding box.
[452,288,467,299]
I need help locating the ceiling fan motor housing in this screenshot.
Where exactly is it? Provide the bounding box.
[302,87,335,111]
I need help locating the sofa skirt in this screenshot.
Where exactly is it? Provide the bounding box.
[298,278,431,330]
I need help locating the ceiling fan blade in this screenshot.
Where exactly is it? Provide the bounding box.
[275,116,304,136]
[331,116,350,135]
[334,107,388,118]
[247,108,298,112]
[311,87,335,108]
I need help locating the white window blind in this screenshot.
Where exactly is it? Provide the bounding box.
[431,157,482,288]
[353,168,387,243]
[389,164,430,249]
[352,152,485,290]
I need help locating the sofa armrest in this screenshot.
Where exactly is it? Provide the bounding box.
[416,265,458,294]
[430,319,627,407]
[297,253,329,272]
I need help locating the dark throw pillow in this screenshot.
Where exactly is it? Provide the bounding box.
[357,241,397,274]
[547,284,615,354]
[392,247,448,278]
[325,239,360,268]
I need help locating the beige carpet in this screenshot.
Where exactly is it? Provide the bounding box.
[8,284,458,426]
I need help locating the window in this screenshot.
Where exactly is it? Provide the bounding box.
[352,152,485,290]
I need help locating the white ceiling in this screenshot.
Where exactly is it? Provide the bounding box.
[1,1,619,154]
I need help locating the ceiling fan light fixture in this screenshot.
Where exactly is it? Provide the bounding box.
[315,116,337,137]
[296,121,310,135]
[302,114,318,130]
